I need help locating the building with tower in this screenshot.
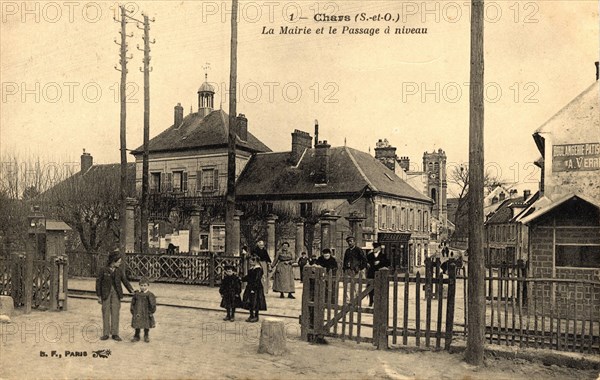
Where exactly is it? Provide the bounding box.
[130,73,271,252]
[374,139,452,247]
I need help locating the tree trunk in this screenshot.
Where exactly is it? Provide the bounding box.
[258,318,288,355]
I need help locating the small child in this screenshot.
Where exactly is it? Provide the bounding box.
[297,251,309,283]
[242,256,267,323]
[130,277,156,343]
[219,265,242,322]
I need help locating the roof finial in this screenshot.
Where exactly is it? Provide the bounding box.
[190,105,192,114]
[203,62,211,81]
[344,137,347,146]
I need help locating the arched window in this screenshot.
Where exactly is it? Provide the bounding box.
[431,188,437,204]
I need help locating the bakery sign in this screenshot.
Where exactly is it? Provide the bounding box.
[552,143,600,172]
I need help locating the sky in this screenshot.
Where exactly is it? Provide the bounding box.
[1,1,598,197]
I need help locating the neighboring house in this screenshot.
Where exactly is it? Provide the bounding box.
[373,139,450,246]
[39,152,136,254]
[236,131,434,272]
[517,69,599,294]
[130,76,271,252]
[484,191,538,266]
[483,185,520,220]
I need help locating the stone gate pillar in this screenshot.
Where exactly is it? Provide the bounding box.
[188,206,201,253]
[232,210,244,256]
[266,214,278,262]
[125,198,137,253]
[319,210,340,254]
[295,221,305,260]
[345,211,366,248]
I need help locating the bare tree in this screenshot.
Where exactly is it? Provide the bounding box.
[41,164,132,254]
[449,164,510,241]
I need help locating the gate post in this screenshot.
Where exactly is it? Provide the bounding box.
[444,259,457,349]
[50,259,59,311]
[374,268,390,349]
[300,266,325,342]
[209,252,216,287]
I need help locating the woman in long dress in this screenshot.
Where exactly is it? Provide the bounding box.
[271,242,295,299]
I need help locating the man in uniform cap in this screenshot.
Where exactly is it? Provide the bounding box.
[95,250,134,341]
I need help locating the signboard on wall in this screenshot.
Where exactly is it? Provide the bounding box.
[552,143,600,172]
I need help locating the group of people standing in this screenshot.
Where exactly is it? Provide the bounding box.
[94,237,392,340]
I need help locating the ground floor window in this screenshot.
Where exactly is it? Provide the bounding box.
[555,245,600,268]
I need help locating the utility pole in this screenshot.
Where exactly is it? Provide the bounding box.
[465,0,486,366]
[114,5,134,254]
[137,13,155,255]
[225,0,239,255]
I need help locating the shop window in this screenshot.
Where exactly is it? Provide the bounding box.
[555,245,600,268]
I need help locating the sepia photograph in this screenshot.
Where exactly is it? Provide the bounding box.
[0,1,599,378]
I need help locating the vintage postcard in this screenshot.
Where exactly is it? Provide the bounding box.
[1,1,599,379]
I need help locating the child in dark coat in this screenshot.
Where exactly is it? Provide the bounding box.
[297,252,309,282]
[130,277,157,343]
[242,256,267,323]
[219,265,242,322]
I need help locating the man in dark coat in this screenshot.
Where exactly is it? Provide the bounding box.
[252,240,271,294]
[343,236,367,275]
[342,236,367,302]
[366,242,390,306]
[96,251,134,341]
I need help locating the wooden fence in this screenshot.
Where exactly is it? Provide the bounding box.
[460,267,600,354]
[301,258,457,350]
[0,254,68,310]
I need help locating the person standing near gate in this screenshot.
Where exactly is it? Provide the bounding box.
[343,236,367,275]
[366,242,389,306]
[96,251,134,341]
[342,236,367,302]
[252,240,271,294]
[271,242,295,299]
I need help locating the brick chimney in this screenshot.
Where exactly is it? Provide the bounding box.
[236,114,248,141]
[174,103,183,127]
[81,149,92,173]
[374,139,397,171]
[398,156,410,172]
[523,189,531,199]
[291,129,312,165]
[315,140,331,184]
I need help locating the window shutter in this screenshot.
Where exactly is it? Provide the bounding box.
[160,173,165,193]
[213,169,219,191]
[196,170,202,193]
[166,173,172,192]
[182,172,188,192]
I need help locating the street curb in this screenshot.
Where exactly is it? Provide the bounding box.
[448,342,600,370]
